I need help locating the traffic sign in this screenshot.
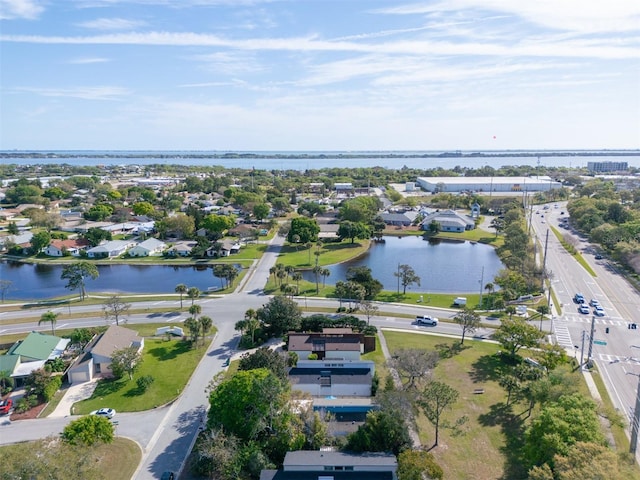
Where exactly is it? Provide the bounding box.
[593,340,607,346]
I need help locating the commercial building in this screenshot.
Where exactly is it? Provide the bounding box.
[587,161,628,173]
[416,176,561,193]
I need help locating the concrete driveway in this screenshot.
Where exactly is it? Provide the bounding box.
[48,381,99,418]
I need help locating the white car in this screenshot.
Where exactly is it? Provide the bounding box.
[594,306,605,317]
[90,408,116,419]
[416,315,438,326]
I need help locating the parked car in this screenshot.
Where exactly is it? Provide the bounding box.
[0,398,13,415]
[594,306,605,317]
[590,299,600,307]
[415,315,438,326]
[574,293,585,304]
[90,408,116,419]
[578,305,590,314]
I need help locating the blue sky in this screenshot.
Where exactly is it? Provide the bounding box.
[1,0,639,151]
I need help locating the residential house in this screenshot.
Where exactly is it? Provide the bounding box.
[166,241,197,257]
[1,332,70,385]
[260,451,398,480]
[420,209,476,232]
[0,232,33,253]
[207,239,241,257]
[86,240,135,258]
[379,211,419,226]
[44,238,90,257]
[287,328,375,361]
[128,238,167,257]
[67,325,143,384]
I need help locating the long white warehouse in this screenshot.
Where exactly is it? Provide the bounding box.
[416,176,562,193]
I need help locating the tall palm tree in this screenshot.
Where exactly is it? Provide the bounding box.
[187,287,201,306]
[312,266,322,294]
[38,310,59,335]
[184,317,200,346]
[175,283,187,309]
[320,268,331,287]
[199,316,213,345]
[292,272,303,294]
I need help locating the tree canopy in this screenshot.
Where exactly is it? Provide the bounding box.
[256,296,302,337]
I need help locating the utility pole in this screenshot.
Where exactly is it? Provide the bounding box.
[580,330,587,368]
[541,229,549,291]
[396,263,400,295]
[478,266,484,308]
[587,315,596,366]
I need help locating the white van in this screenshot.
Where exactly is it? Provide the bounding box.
[453,297,467,306]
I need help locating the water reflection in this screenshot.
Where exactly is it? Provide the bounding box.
[300,236,503,294]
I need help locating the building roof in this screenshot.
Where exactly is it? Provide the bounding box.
[0,354,20,375]
[288,333,362,352]
[8,332,70,361]
[87,240,132,253]
[288,367,372,385]
[284,451,397,468]
[420,209,475,228]
[48,238,89,250]
[417,175,558,185]
[87,325,141,358]
[134,238,166,250]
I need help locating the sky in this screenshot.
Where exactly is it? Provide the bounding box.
[1,0,639,151]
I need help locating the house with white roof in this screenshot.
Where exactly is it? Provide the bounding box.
[86,240,135,258]
[420,209,476,232]
[128,238,167,257]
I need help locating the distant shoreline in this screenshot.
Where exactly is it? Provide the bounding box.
[1,149,639,161]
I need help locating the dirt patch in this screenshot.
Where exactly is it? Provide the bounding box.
[10,402,47,421]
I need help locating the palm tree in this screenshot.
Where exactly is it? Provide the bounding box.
[187,287,201,306]
[184,317,200,346]
[38,310,59,335]
[0,369,14,393]
[312,265,322,294]
[189,304,202,320]
[320,268,331,287]
[292,272,303,294]
[484,282,494,308]
[175,283,187,309]
[285,265,295,282]
[199,316,213,345]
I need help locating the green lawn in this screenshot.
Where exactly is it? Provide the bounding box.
[379,330,638,480]
[74,336,212,414]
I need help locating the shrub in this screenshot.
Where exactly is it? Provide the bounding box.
[15,398,30,413]
[136,375,155,393]
[43,376,62,402]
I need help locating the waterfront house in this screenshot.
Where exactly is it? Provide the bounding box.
[420,209,476,232]
[128,238,167,257]
[44,238,90,257]
[86,240,135,258]
[166,240,197,257]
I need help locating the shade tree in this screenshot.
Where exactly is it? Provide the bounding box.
[61,261,99,300]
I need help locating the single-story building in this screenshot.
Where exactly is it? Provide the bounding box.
[44,238,90,257]
[416,175,562,193]
[67,325,143,384]
[128,238,167,257]
[287,328,375,361]
[420,209,476,232]
[86,240,135,258]
[1,332,70,385]
[379,211,419,226]
[167,241,197,257]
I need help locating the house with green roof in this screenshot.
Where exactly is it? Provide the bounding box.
[2,331,70,385]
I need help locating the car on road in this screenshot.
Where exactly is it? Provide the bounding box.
[0,398,13,415]
[90,408,116,419]
[594,306,605,316]
[595,254,603,260]
[160,472,175,480]
[574,293,585,304]
[222,356,230,367]
[590,299,600,307]
[578,304,590,314]
[415,315,438,326]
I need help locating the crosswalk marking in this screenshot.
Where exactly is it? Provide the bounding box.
[554,320,574,348]
[597,353,640,365]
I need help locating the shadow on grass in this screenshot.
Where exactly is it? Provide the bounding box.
[470,353,515,383]
[92,378,127,397]
[435,341,471,359]
[478,402,529,480]
[146,340,191,361]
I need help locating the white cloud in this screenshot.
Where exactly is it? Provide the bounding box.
[0,0,44,20]
[376,0,640,34]
[68,57,111,64]
[15,86,129,100]
[2,31,637,60]
[76,17,147,30]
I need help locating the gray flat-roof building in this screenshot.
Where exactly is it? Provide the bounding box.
[416,176,561,193]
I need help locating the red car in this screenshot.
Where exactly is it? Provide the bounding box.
[0,398,13,415]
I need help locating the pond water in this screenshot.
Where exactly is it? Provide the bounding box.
[300,236,503,294]
[1,236,503,300]
[0,262,226,301]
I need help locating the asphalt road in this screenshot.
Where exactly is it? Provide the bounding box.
[531,201,640,445]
